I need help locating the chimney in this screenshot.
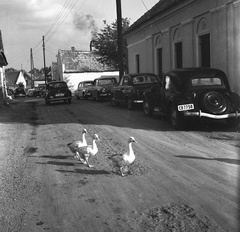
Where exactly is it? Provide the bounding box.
[71,47,75,52]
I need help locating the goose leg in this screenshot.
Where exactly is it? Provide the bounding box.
[86,157,94,168]
[119,167,126,177]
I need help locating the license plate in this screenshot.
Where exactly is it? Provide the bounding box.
[56,93,64,97]
[178,104,194,111]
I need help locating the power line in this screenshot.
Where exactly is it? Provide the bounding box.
[140,0,148,11]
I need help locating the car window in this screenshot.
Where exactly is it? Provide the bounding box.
[83,82,93,87]
[122,77,129,86]
[191,77,223,86]
[132,75,159,85]
[49,82,67,89]
[165,76,171,89]
[98,79,116,86]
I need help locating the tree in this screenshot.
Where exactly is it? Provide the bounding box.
[91,18,130,73]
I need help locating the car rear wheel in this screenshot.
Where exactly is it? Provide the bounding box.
[45,100,50,105]
[226,118,240,128]
[201,91,227,114]
[143,98,153,117]
[169,104,184,130]
[111,95,118,106]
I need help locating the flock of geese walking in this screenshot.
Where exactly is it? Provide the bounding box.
[67,129,137,176]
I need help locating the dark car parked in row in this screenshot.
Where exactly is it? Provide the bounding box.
[89,76,118,101]
[14,87,26,97]
[111,73,160,110]
[75,80,94,100]
[143,68,240,129]
[45,81,72,105]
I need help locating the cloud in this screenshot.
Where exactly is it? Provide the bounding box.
[73,12,98,38]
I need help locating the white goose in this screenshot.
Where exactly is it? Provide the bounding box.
[67,128,87,159]
[76,134,99,168]
[108,137,137,176]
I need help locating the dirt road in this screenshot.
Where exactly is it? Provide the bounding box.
[0,98,239,232]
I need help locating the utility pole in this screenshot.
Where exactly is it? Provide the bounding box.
[30,48,34,88]
[42,36,47,85]
[116,0,124,81]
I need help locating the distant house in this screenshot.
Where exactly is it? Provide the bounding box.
[0,30,8,102]
[56,47,119,91]
[5,71,26,90]
[124,0,240,94]
[34,72,52,87]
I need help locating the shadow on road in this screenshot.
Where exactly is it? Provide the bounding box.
[176,155,240,165]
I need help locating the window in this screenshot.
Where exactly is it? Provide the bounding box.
[199,34,210,67]
[122,77,129,86]
[135,54,140,73]
[157,48,162,77]
[174,42,182,68]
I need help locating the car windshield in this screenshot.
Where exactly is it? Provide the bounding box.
[191,77,223,87]
[97,79,116,86]
[132,75,159,85]
[48,82,67,89]
[83,82,93,87]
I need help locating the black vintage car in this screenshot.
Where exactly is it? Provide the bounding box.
[14,87,26,97]
[111,73,159,110]
[143,68,240,129]
[45,81,72,105]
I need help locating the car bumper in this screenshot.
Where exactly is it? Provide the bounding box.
[184,110,240,119]
[48,97,72,101]
[133,100,143,103]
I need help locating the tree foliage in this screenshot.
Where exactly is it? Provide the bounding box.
[91,18,130,72]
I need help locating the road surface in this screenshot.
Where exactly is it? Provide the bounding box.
[0,97,239,232]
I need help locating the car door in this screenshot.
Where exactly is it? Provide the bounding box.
[114,76,126,103]
[160,75,174,113]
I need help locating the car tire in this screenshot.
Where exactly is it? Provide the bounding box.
[111,95,118,106]
[169,104,184,130]
[45,100,50,105]
[68,99,71,104]
[127,98,134,110]
[201,91,227,114]
[226,118,240,128]
[143,98,153,117]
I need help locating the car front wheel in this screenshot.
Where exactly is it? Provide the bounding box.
[127,99,134,110]
[169,104,184,130]
[143,98,153,116]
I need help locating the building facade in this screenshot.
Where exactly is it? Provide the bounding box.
[125,0,240,94]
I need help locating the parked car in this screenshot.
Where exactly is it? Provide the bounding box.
[89,76,118,101]
[75,80,94,100]
[111,73,160,110]
[45,81,72,105]
[14,87,26,97]
[32,87,44,97]
[142,68,240,129]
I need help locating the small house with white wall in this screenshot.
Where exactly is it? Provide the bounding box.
[56,47,119,92]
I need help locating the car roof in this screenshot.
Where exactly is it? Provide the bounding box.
[163,68,230,90]
[125,73,158,77]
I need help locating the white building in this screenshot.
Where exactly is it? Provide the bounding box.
[124,0,240,94]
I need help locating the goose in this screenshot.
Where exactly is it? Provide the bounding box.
[76,134,99,168]
[108,137,137,176]
[67,128,87,160]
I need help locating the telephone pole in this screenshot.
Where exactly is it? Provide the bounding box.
[30,48,34,88]
[116,0,124,81]
[42,36,47,85]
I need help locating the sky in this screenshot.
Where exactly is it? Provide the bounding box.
[0,0,159,71]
